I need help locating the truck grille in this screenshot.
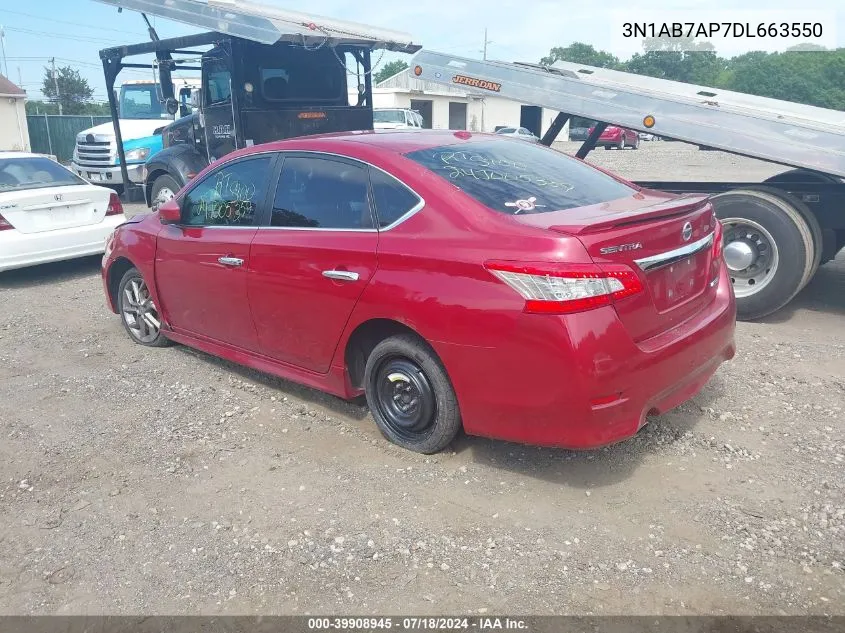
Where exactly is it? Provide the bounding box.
[75,136,114,167]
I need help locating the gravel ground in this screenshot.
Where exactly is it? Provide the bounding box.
[1,142,843,616]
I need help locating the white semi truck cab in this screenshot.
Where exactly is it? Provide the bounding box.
[71,79,199,191]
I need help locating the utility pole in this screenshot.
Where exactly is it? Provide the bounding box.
[482,28,493,61]
[0,26,8,78]
[50,57,62,115]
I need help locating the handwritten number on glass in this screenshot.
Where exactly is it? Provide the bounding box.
[196,171,257,225]
[435,151,574,191]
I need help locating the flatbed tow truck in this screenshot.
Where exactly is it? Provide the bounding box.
[94,0,419,209]
[411,52,845,320]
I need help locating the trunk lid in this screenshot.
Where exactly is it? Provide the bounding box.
[515,191,720,342]
[0,184,112,234]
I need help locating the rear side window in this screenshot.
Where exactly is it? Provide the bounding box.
[272,156,373,229]
[405,140,634,214]
[369,168,421,228]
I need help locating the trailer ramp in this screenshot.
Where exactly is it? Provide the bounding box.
[410,51,845,178]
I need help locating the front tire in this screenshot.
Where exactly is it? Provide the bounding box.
[117,267,172,347]
[364,334,461,454]
[150,174,181,213]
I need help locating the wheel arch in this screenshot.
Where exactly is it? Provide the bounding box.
[343,318,442,392]
[105,256,138,314]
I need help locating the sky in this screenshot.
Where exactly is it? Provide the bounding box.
[0,0,842,102]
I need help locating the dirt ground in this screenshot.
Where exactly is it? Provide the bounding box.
[1,142,843,616]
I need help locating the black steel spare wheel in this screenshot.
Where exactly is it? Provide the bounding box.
[364,334,462,454]
[374,358,437,438]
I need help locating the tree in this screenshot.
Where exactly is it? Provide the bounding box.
[540,43,620,68]
[624,38,724,85]
[373,60,409,85]
[41,65,94,115]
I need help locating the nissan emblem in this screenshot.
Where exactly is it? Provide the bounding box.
[682,222,693,242]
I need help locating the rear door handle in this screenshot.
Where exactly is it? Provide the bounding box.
[322,270,359,282]
[218,256,244,267]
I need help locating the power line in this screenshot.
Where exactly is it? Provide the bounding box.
[0,8,147,37]
[3,25,124,45]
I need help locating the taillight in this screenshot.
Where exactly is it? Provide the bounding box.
[713,217,724,259]
[0,213,12,231]
[485,261,644,315]
[709,216,724,287]
[105,192,124,216]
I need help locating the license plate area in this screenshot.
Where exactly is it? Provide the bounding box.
[647,250,709,311]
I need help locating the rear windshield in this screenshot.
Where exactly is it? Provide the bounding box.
[405,139,634,214]
[0,157,84,192]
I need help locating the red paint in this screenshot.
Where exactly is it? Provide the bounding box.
[102,130,736,450]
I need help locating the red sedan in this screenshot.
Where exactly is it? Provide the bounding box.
[102,130,735,454]
[589,125,640,150]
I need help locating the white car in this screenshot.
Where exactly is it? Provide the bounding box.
[373,108,423,130]
[494,127,540,142]
[0,152,126,273]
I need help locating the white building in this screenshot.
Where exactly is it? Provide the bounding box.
[371,68,568,139]
[0,75,29,152]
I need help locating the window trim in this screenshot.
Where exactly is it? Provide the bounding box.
[257,150,426,233]
[175,152,279,229]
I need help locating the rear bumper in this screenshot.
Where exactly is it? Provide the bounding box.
[0,215,126,273]
[71,162,145,186]
[437,266,737,449]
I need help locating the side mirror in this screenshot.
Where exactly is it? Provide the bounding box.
[165,97,179,116]
[158,198,181,224]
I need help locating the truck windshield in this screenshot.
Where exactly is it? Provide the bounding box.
[119,84,167,120]
[374,110,406,124]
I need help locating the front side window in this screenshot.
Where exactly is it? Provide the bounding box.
[272,156,373,229]
[369,168,421,228]
[206,66,232,106]
[404,140,635,215]
[0,157,84,192]
[181,156,273,227]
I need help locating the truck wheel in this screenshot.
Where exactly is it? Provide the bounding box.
[151,174,181,213]
[746,185,822,285]
[763,170,832,266]
[711,189,814,320]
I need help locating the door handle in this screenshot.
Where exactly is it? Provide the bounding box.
[218,256,244,267]
[322,270,359,282]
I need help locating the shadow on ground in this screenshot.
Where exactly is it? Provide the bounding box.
[0,256,102,289]
[759,255,845,324]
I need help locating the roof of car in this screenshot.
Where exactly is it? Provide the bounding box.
[227,129,510,162]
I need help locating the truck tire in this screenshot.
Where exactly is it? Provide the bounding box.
[711,189,814,320]
[745,185,822,285]
[151,174,181,213]
[764,170,833,265]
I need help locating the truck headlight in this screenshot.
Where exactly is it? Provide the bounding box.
[124,147,151,162]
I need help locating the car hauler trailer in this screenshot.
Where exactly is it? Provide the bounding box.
[94,0,419,208]
[410,51,845,320]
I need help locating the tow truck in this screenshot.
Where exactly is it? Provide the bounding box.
[94,0,419,209]
[410,52,845,320]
